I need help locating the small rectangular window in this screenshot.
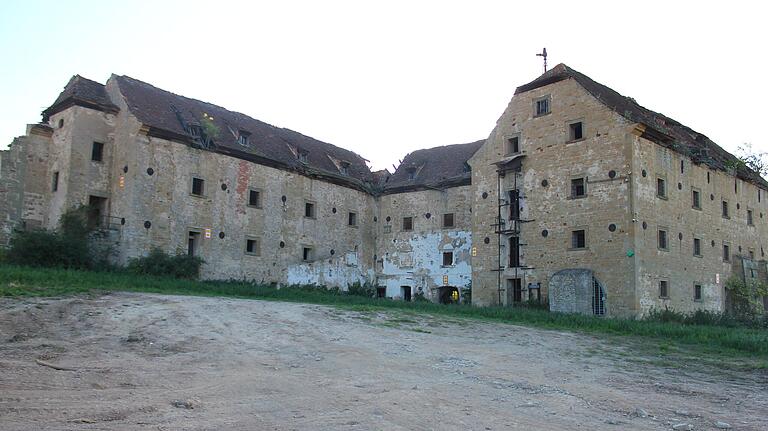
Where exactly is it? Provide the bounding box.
[91,142,104,162]
[339,161,350,175]
[723,244,730,262]
[747,209,754,226]
[694,284,702,301]
[191,177,205,196]
[656,178,667,199]
[302,247,313,261]
[348,211,357,226]
[52,171,59,192]
[237,130,250,146]
[568,122,583,141]
[305,202,315,218]
[571,229,586,249]
[402,216,413,231]
[248,190,261,208]
[442,251,453,266]
[506,136,520,155]
[658,229,668,251]
[691,189,701,210]
[442,213,455,228]
[571,178,586,198]
[535,96,550,116]
[749,249,755,260]
[722,200,729,218]
[659,280,669,298]
[693,237,702,257]
[245,238,260,255]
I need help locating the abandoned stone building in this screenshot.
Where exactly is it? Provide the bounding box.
[1,64,766,316]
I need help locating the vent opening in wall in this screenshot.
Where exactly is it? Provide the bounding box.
[281,195,286,203]
[221,183,227,191]
[542,229,549,237]
[123,166,128,173]
[332,207,337,214]
[279,241,285,248]
[386,216,391,223]
[425,212,431,219]
[608,224,616,232]
[147,168,154,176]
[330,249,335,255]
[144,221,151,229]
[608,170,616,179]
[642,221,647,230]
[373,216,378,222]
[541,179,549,187]
[482,192,488,199]
[641,169,647,177]
[484,237,490,244]
[219,232,225,239]
[120,218,126,225]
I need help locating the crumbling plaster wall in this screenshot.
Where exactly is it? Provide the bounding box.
[470,77,636,316]
[631,135,768,314]
[376,187,472,301]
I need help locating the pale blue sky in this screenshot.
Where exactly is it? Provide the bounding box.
[1,0,766,170]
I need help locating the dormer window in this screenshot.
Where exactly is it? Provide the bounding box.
[339,161,351,176]
[298,149,309,164]
[237,130,250,146]
[407,166,418,181]
[188,123,202,138]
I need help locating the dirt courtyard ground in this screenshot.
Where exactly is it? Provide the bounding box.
[0,292,766,430]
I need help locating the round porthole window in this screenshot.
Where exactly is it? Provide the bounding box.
[608,224,616,232]
[542,229,549,237]
[219,232,225,239]
[373,216,378,222]
[330,249,335,255]
[484,237,490,244]
[482,192,488,199]
[641,169,647,178]
[332,207,337,214]
[120,218,126,225]
[386,216,391,223]
[541,179,549,187]
[608,170,616,179]
[642,221,647,230]
[281,195,287,203]
[425,213,431,219]
[143,221,151,229]
[123,165,129,173]
[146,168,154,176]
[221,183,228,191]
[279,241,285,248]
[677,182,682,190]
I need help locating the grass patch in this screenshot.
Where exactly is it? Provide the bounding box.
[2,264,767,360]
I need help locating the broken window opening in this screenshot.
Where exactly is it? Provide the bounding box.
[248,189,261,208]
[693,237,702,257]
[297,149,309,164]
[402,216,413,231]
[692,189,701,209]
[237,130,250,146]
[659,280,669,298]
[442,251,454,267]
[658,229,668,251]
[302,247,313,261]
[656,178,667,199]
[442,213,455,228]
[91,142,104,162]
[570,178,586,198]
[506,136,520,155]
[509,236,520,267]
[245,238,260,255]
[339,161,351,176]
[569,122,583,141]
[191,177,205,196]
[509,190,520,220]
[406,166,419,181]
[87,195,107,229]
[304,202,316,218]
[571,229,586,249]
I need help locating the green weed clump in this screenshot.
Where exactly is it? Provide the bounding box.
[126,248,203,280]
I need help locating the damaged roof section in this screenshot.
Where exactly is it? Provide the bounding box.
[111,75,374,187]
[383,140,484,194]
[516,63,768,189]
[42,75,119,121]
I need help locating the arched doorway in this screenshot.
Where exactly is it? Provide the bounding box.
[592,277,606,316]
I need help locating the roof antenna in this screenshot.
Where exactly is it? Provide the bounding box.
[536,48,548,73]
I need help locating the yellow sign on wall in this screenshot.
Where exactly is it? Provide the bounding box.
[443,275,448,285]
[119,176,125,188]
[204,228,212,239]
[471,246,477,256]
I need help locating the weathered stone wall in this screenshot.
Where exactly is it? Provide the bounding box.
[470,77,636,315]
[631,135,768,314]
[376,186,472,301]
[549,269,596,314]
[0,125,53,245]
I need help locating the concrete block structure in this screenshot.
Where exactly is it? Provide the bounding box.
[1,65,766,316]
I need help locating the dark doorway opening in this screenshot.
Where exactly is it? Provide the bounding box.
[401,286,412,302]
[439,286,460,304]
[376,287,386,298]
[188,231,201,257]
[507,278,522,305]
[87,195,107,228]
[592,277,606,316]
